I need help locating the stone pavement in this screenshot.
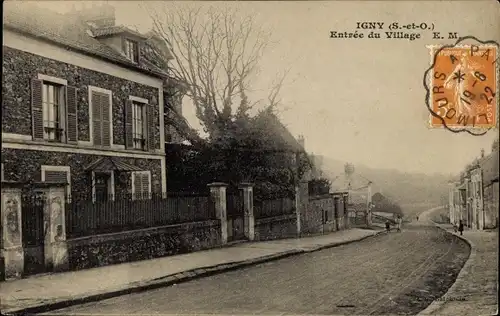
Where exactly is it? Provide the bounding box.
[418,209,498,316]
[1,228,381,315]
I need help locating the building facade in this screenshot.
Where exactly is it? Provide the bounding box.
[2,3,182,199]
[449,144,499,229]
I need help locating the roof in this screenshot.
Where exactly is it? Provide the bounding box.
[85,157,144,172]
[253,111,304,152]
[92,25,148,39]
[3,2,168,79]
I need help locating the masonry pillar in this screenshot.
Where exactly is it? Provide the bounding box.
[1,182,24,280]
[239,182,255,241]
[34,184,68,272]
[208,182,228,245]
[295,180,309,236]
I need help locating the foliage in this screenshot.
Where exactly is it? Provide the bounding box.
[371,192,404,215]
[145,3,287,138]
[308,177,332,196]
[143,4,306,196]
[165,110,311,197]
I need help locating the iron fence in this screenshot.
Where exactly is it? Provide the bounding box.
[65,192,216,238]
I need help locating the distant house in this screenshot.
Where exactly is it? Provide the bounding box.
[449,140,499,229]
[2,2,185,199]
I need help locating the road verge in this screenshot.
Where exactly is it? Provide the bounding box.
[416,220,474,316]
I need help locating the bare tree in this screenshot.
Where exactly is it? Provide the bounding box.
[144,3,287,137]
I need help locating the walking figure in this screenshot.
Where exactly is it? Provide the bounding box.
[396,215,402,232]
[458,220,464,236]
[416,215,419,221]
[385,220,391,233]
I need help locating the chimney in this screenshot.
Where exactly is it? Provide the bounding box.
[71,3,116,28]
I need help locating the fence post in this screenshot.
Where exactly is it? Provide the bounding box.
[239,182,254,241]
[208,182,228,245]
[1,182,24,280]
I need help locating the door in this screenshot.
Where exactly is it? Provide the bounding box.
[21,192,47,275]
[94,172,110,201]
[226,189,246,241]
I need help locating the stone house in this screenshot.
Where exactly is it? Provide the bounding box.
[2,3,184,200]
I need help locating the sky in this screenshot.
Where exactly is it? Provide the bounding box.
[25,0,500,175]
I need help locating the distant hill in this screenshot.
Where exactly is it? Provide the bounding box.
[320,157,452,217]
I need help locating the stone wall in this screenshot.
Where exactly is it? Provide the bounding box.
[304,194,349,234]
[67,220,221,270]
[254,214,297,241]
[2,47,162,149]
[1,148,162,196]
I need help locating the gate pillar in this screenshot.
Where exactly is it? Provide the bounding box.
[1,182,24,280]
[208,183,228,245]
[35,183,68,272]
[239,183,254,241]
[295,180,309,236]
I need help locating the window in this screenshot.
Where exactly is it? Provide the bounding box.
[41,165,71,199]
[89,86,112,147]
[132,171,151,200]
[42,82,65,141]
[31,76,78,143]
[124,39,139,63]
[132,101,147,150]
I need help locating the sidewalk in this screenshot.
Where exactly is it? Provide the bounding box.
[418,222,498,315]
[1,228,382,315]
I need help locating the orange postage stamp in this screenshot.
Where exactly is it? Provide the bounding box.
[426,37,499,134]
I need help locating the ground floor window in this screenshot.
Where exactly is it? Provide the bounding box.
[41,165,71,199]
[132,171,151,200]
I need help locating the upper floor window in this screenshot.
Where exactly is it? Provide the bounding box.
[42,82,64,141]
[125,96,154,152]
[31,76,78,144]
[132,101,147,150]
[124,39,139,63]
[89,86,113,147]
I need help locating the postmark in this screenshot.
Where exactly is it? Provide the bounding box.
[424,37,499,135]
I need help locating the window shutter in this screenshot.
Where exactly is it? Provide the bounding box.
[44,171,67,183]
[101,94,111,147]
[148,104,156,152]
[65,86,78,143]
[142,105,150,151]
[133,172,142,198]
[92,91,102,146]
[125,100,134,149]
[141,173,150,197]
[31,79,44,140]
